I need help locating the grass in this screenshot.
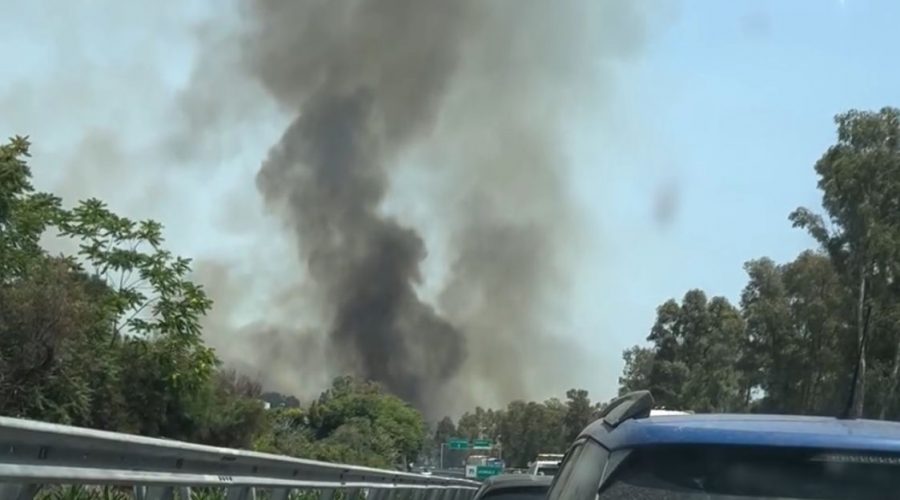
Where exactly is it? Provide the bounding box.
[32,486,371,500]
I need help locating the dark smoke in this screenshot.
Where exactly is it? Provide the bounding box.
[2,1,670,415]
[246,0,472,409]
[256,92,465,407]
[182,0,663,415]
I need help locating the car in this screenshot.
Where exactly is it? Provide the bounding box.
[546,391,900,500]
[472,473,553,500]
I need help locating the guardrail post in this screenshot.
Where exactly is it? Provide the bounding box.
[0,483,39,500]
[320,488,336,500]
[227,486,257,500]
[270,488,292,500]
[177,486,192,500]
[145,486,176,500]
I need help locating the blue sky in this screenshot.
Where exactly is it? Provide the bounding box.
[560,0,900,396]
[1,0,899,403]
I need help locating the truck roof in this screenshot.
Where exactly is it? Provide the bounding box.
[582,413,900,453]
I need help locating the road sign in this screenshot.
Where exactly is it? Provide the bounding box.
[475,465,502,479]
[448,439,468,450]
[472,439,492,449]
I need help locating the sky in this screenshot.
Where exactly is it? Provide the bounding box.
[1,0,899,406]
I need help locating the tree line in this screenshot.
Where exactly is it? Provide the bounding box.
[429,388,602,468]
[619,107,900,419]
[3,105,899,472]
[0,136,425,469]
[0,133,609,472]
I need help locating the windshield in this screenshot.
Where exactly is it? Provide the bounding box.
[598,446,900,500]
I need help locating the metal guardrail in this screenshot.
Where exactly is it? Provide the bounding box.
[0,416,480,500]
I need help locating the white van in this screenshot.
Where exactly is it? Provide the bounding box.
[528,453,564,477]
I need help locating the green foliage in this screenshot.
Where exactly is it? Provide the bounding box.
[562,389,593,443]
[305,376,426,467]
[0,136,257,446]
[497,399,564,467]
[619,107,900,419]
[0,138,427,468]
[0,136,63,280]
[435,416,457,441]
[618,346,654,396]
[36,486,130,500]
[445,387,599,468]
[12,104,900,478]
[640,291,745,412]
[34,486,325,500]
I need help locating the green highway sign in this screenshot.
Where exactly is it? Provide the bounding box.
[476,465,503,479]
[472,439,492,449]
[448,439,469,450]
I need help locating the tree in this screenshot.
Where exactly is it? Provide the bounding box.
[637,291,745,412]
[781,251,852,414]
[646,299,689,408]
[307,376,426,467]
[434,416,456,445]
[563,389,593,443]
[0,136,63,280]
[618,346,654,395]
[0,258,110,423]
[191,370,269,448]
[497,399,565,467]
[741,258,796,412]
[790,107,900,418]
[681,296,744,412]
[0,136,234,442]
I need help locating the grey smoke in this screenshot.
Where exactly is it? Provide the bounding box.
[242,0,473,410]
[203,0,659,414]
[0,0,678,414]
[256,92,465,407]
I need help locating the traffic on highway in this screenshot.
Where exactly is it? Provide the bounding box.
[426,391,900,499]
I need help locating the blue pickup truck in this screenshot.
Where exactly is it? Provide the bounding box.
[546,391,900,499]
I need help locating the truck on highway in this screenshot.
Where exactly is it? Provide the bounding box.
[527,453,563,477]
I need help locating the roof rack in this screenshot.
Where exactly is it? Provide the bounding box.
[599,391,654,428]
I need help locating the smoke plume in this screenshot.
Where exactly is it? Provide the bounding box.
[186,0,658,414]
[242,0,473,409]
[1,0,664,415]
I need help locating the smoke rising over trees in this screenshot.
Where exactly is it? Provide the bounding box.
[173,0,663,414]
[0,1,672,415]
